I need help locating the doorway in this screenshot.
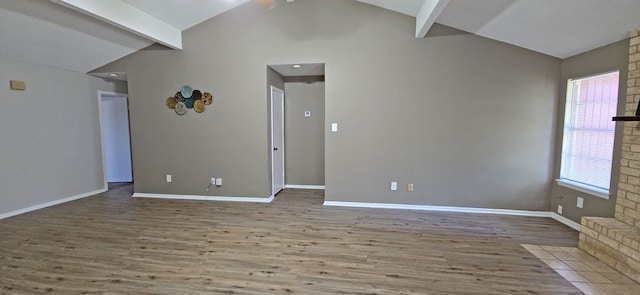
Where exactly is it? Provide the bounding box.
[271,86,285,196]
[98,91,133,189]
[268,63,326,197]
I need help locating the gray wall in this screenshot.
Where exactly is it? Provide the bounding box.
[284,81,325,185]
[551,39,629,223]
[0,58,126,216]
[96,0,561,209]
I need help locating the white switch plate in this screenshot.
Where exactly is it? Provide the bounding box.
[577,197,584,209]
[331,123,338,132]
[557,205,563,214]
[211,178,216,185]
[391,182,397,191]
[304,111,311,118]
[166,174,172,183]
[215,178,222,186]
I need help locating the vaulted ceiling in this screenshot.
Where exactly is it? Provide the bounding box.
[2,0,640,75]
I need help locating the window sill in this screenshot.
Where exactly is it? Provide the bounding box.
[555,179,610,200]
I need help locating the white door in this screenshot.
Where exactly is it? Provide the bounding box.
[271,86,285,195]
[100,95,133,183]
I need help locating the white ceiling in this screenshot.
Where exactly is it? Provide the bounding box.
[270,63,325,77]
[357,0,425,17]
[436,0,640,58]
[2,0,640,75]
[120,0,252,31]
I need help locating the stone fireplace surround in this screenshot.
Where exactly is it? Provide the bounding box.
[578,30,640,284]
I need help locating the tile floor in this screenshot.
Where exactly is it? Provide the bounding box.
[523,244,640,295]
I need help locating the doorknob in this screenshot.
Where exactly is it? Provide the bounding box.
[273,147,278,151]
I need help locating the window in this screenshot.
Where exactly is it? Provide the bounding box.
[559,71,619,198]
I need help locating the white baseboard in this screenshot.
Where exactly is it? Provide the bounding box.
[550,212,581,231]
[132,193,274,203]
[324,201,581,231]
[323,201,550,217]
[0,188,107,220]
[285,184,325,190]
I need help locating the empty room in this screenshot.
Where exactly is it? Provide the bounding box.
[2,0,640,294]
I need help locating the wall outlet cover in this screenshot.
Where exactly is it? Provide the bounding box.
[215,178,222,186]
[557,205,563,214]
[166,174,172,183]
[577,197,584,209]
[391,182,397,191]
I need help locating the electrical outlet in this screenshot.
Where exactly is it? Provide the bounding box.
[215,178,222,186]
[557,205,563,214]
[391,182,397,191]
[407,183,414,191]
[211,178,216,185]
[166,174,172,183]
[577,197,584,209]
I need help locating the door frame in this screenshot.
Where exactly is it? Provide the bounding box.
[97,90,132,190]
[270,86,285,196]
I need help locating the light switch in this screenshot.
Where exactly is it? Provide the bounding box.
[166,174,172,183]
[577,197,584,209]
[331,123,338,132]
[391,182,397,191]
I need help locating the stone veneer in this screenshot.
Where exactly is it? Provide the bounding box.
[578,30,640,283]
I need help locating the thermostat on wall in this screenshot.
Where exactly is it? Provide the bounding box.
[304,111,311,118]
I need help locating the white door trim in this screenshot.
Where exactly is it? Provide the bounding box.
[270,86,285,196]
[97,90,130,190]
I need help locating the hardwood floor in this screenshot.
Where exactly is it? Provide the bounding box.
[0,185,582,294]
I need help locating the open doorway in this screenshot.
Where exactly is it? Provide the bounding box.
[267,63,325,196]
[98,91,133,190]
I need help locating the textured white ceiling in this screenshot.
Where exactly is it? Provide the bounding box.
[437,0,640,58]
[270,63,325,77]
[120,0,252,31]
[3,0,640,75]
[356,0,425,17]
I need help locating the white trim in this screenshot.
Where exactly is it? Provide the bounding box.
[285,184,325,190]
[322,201,550,217]
[555,179,610,200]
[132,193,274,203]
[550,212,581,231]
[323,201,582,231]
[0,189,106,220]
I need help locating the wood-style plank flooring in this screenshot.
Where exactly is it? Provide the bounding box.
[1,185,582,294]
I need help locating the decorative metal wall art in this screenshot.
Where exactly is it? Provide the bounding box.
[166,85,213,115]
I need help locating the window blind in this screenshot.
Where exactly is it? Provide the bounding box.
[560,71,619,191]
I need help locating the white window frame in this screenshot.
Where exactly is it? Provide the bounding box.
[557,71,619,200]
